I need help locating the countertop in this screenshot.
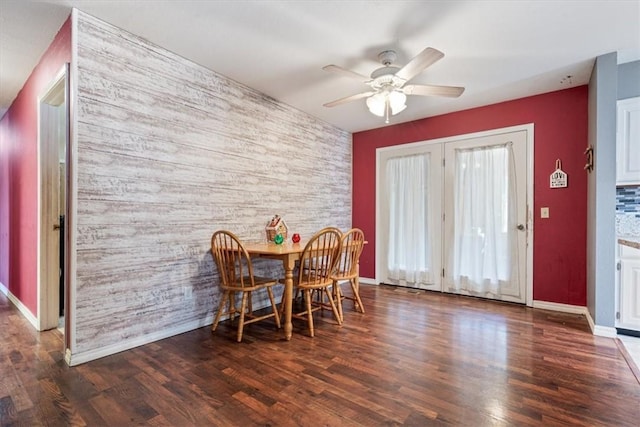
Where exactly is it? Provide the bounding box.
[618,236,640,250]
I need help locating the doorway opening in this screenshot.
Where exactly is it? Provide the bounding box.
[38,65,69,332]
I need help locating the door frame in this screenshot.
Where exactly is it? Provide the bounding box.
[375,124,534,306]
[37,64,69,331]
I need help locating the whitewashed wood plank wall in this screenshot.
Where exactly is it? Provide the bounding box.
[72,11,351,359]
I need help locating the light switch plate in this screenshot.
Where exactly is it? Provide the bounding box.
[541,207,549,218]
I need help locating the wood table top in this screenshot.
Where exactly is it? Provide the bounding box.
[243,241,307,255]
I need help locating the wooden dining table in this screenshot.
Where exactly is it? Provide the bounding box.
[243,241,306,340]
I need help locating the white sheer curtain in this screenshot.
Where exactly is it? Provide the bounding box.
[386,153,432,285]
[448,142,519,297]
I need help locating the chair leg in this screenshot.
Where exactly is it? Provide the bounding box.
[333,281,344,323]
[323,287,342,325]
[303,289,315,337]
[266,287,281,328]
[237,291,249,342]
[212,290,230,332]
[350,279,365,314]
[228,291,237,321]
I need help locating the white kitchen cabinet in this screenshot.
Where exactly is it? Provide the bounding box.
[616,97,640,185]
[617,244,640,332]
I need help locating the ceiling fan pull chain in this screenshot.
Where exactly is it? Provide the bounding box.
[385,98,390,124]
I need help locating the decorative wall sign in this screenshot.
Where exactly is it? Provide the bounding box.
[584,145,594,173]
[550,159,568,188]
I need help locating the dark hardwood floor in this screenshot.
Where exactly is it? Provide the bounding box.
[1,285,639,426]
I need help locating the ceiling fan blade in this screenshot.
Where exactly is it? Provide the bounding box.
[395,47,445,82]
[323,91,375,108]
[403,84,465,98]
[322,65,371,82]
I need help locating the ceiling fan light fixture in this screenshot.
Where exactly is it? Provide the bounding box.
[366,93,386,117]
[366,90,406,119]
[388,90,407,115]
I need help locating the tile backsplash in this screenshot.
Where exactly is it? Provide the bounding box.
[617,185,640,236]
[617,186,640,215]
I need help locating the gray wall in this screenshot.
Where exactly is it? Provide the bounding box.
[587,52,617,329]
[70,11,352,362]
[618,60,640,100]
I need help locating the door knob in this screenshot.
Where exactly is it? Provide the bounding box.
[53,224,61,230]
[516,224,525,231]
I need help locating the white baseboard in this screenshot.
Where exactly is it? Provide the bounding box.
[583,310,618,338]
[67,314,215,366]
[0,281,39,329]
[585,309,596,333]
[532,300,589,315]
[593,324,618,338]
[359,277,377,285]
[532,300,618,338]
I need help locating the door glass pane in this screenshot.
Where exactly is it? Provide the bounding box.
[385,153,433,285]
[448,143,520,298]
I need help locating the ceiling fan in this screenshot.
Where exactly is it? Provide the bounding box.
[323,47,465,123]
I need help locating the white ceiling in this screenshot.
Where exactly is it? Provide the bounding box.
[1,0,639,133]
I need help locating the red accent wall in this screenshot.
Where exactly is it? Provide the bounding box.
[0,17,71,315]
[353,86,588,306]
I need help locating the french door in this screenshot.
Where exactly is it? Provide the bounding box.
[378,143,442,291]
[377,126,531,304]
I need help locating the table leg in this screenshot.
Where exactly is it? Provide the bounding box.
[283,255,295,340]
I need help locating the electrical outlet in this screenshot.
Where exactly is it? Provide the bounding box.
[541,207,549,218]
[183,286,193,299]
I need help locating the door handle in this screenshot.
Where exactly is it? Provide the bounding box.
[53,224,61,230]
[516,224,525,231]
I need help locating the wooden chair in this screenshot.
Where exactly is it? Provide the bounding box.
[331,228,366,322]
[294,226,343,303]
[211,230,281,342]
[285,228,342,337]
